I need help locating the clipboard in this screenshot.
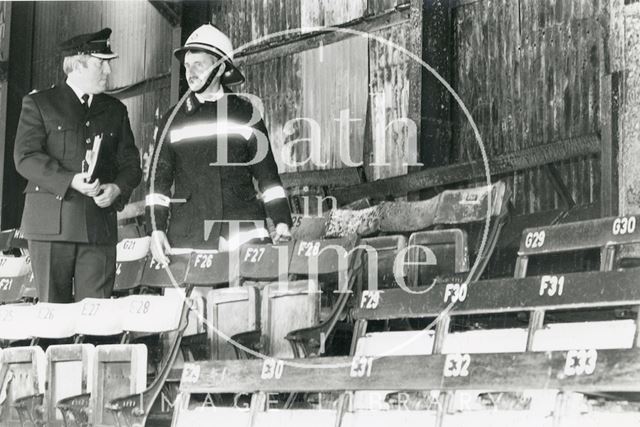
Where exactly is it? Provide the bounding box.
[82,134,103,183]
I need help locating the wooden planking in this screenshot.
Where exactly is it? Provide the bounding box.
[301,0,367,28]
[368,21,416,180]
[183,348,640,393]
[102,0,147,90]
[242,53,303,173]
[452,0,603,214]
[333,135,600,204]
[215,0,301,49]
[30,1,173,90]
[354,267,640,320]
[620,4,640,215]
[298,37,368,171]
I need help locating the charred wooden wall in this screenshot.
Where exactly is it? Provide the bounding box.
[213,0,417,182]
[212,0,607,215]
[451,0,604,214]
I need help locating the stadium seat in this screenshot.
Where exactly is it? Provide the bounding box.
[0,255,34,304]
[207,286,259,360]
[1,302,80,426]
[112,236,150,292]
[407,229,468,287]
[106,248,234,426]
[361,235,407,290]
[285,236,365,358]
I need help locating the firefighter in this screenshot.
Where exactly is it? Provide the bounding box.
[146,24,292,264]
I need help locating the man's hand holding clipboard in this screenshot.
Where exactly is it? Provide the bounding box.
[74,133,121,208]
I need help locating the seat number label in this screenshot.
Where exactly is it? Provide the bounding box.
[444,283,467,303]
[443,353,471,377]
[539,275,565,296]
[564,349,597,376]
[350,356,374,378]
[525,231,546,249]
[261,358,284,380]
[613,217,636,235]
[360,291,381,309]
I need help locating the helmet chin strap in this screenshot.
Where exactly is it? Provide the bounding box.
[194,59,225,94]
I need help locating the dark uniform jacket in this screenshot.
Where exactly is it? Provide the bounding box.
[14,82,142,245]
[146,91,292,249]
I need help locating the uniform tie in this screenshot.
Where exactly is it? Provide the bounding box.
[81,94,90,112]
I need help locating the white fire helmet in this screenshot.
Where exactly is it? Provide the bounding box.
[174,24,244,85]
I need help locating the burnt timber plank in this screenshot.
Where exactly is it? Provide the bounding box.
[518,215,640,256]
[235,8,410,66]
[181,348,640,393]
[353,266,640,320]
[280,167,363,188]
[333,134,600,204]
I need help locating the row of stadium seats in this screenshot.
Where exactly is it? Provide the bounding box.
[9,181,630,426]
[169,209,640,427]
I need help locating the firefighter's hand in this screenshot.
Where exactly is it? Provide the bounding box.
[150,230,172,266]
[273,223,292,243]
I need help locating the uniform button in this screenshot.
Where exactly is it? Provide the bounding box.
[35,186,39,191]
[85,121,90,127]
[57,125,62,130]
[86,138,91,144]
[56,195,62,200]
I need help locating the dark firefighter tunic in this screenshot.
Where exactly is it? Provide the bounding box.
[146,91,292,249]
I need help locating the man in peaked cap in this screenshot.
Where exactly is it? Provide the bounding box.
[14,28,142,303]
[146,24,292,265]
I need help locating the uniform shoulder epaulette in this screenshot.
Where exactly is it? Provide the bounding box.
[29,84,55,95]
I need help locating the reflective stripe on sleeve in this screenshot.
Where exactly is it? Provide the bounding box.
[262,186,286,203]
[170,122,253,143]
[145,193,171,207]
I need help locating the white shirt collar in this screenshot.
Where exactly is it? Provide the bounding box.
[195,87,224,103]
[66,78,93,107]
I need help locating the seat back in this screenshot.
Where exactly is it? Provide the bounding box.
[206,286,259,360]
[261,280,320,358]
[239,242,293,282]
[352,330,435,411]
[0,255,33,304]
[74,298,125,337]
[139,253,191,288]
[0,346,46,425]
[28,303,79,339]
[90,344,147,425]
[441,329,528,354]
[113,237,150,291]
[0,229,16,252]
[0,304,35,341]
[120,294,184,334]
[516,215,640,277]
[531,320,636,351]
[407,229,468,287]
[44,344,94,426]
[361,235,407,290]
